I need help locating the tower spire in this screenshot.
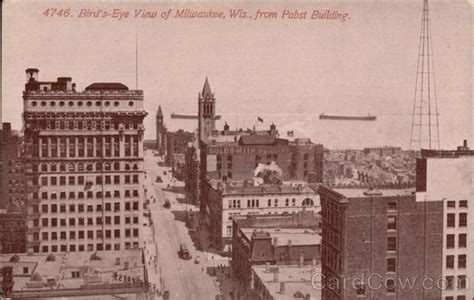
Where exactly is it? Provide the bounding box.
[409,0,440,151]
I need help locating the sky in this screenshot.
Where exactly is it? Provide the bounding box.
[2,0,472,149]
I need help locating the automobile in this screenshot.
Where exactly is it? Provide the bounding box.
[194,256,200,264]
[179,244,192,260]
[155,176,163,183]
[164,199,171,209]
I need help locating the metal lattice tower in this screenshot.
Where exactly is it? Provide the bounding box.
[409,0,441,151]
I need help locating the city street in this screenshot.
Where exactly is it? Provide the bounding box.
[142,150,225,299]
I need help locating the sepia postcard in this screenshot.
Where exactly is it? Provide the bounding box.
[1,0,472,299]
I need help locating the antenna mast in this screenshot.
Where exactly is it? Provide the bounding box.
[409,0,440,151]
[135,34,139,89]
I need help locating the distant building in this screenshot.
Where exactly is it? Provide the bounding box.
[1,123,28,254]
[363,146,402,157]
[0,249,148,299]
[231,212,321,289]
[184,144,200,205]
[251,264,321,300]
[22,68,147,253]
[416,140,473,300]
[205,179,320,250]
[166,129,195,167]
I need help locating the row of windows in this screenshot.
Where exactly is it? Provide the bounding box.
[34,201,140,214]
[35,228,139,241]
[446,234,467,248]
[445,295,467,300]
[33,189,139,200]
[37,161,139,173]
[446,254,467,269]
[447,213,468,228]
[227,198,315,209]
[31,100,135,108]
[34,215,139,227]
[39,136,139,158]
[444,275,468,290]
[39,174,139,186]
[447,200,469,209]
[33,241,140,254]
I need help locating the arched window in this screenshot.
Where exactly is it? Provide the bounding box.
[302,198,314,206]
[96,163,102,171]
[50,164,57,172]
[125,164,130,171]
[78,163,84,171]
[104,163,111,171]
[86,164,93,171]
[132,164,138,171]
[59,164,66,172]
[68,163,75,172]
[41,164,48,172]
[113,162,120,171]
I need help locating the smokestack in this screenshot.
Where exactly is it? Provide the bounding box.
[25,68,39,82]
[464,139,467,147]
[273,268,279,282]
[279,282,285,294]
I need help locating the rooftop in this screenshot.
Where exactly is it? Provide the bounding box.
[332,188,414,198]
[85,82,129,91]
[0,249,146,298]
[252,264,321,300]
[241,228,321,246]
[210,180,316,196]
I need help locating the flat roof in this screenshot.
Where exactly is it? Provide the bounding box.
[0,249,145,296]
[253,264,322,300]
[241,228,321,246]
[332,188,415,198]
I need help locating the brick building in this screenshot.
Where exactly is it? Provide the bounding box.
[0,123,28,254]
[22,68,147,253]
[184,144,200,205]
[165,129,195,168]
[231,212,320,289]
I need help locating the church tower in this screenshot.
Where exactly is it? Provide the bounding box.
[198,78,216,143]
[156,105,167,155]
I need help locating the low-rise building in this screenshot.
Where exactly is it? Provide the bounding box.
[231,212,321,288]
[0,249,148,299]
[205,179,320,250]
[250,264,321,300]
[363,146,402,157]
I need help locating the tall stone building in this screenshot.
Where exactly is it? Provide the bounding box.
[22,68,147,253]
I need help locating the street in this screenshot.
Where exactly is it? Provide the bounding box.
[142,150,225,299]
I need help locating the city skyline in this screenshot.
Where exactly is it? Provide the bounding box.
[2,0,472,149]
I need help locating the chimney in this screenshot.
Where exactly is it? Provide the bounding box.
[299,253,305,267]
[279,282,285,294]
[273,237,278,247]
[273,268,279,282]
[25,68,39,82]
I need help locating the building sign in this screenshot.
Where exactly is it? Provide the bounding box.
[207,154,217,172]
[208,146,285,155]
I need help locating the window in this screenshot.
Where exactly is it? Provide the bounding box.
[446,255,454,269]
[457,296,466,300]
[302,198,314,206]
[387,202,397,211]
[387,216,397,230]
[459,200,468,208]
[447,200,456,208]
[445,276,454,290]
[387,258,396,272]
[457,275,467,289]
[355,282,365,296]
[458,254,466,268]
[447,234,455,249]
[459,234,467,248]
[69,176,75,185]
[459,213,467,227]
[387,237,396,251]
[385,279,395,294]
[447,213,455,227]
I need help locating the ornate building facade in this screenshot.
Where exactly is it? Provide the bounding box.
[22,68,147,253]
